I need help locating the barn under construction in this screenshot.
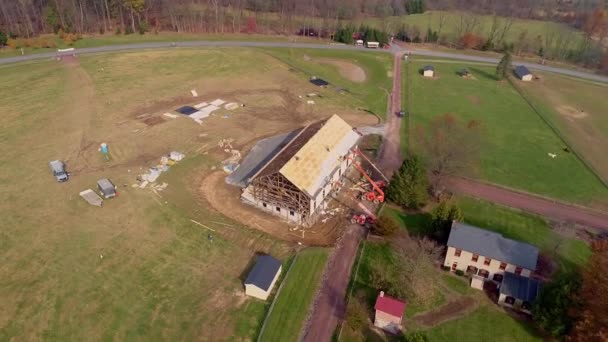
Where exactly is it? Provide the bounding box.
[232,114,360,226]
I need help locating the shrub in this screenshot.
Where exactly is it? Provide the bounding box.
[58,28,66,39]
[115,27,122,35]
[63,33,77,46]
[125,26,134,35]
[373,216,400,236]
[345,298,368,330]
[441,265,450,272]
[455,270,465,276]
[0,31,7,46]
[430,201,463,243]
[138,20,150,35]
[403,331,428,342]
[7,38,17,49]
[459,32,484,49]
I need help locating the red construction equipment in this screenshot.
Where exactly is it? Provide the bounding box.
[346,149,387,204]
[351,202,377,226]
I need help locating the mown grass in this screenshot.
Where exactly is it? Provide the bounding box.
[260,247,329,342]
[517,72,608,186]
[265,48,393,118]
[0,51,302,340]
[424,306,543,341]
[406,60,608,205]
[441,274,471,295]
[361,10,584,49]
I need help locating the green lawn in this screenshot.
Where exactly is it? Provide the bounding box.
[517,72,608,185]
[266,48,392,118]
[405,60,608,205]
[425,306,543,342]
[441,274,471,295]
[259,247,329,342]
[455,196,591,272]
[361,10,584,51]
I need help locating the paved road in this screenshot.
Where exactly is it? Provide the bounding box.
[447,177,608,230]
[1,39,607,83]
[301,225,365,342]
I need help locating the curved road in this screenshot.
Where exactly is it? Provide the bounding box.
[1,39,608,83]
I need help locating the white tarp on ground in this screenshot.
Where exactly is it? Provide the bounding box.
[190,105,219,124]
[210,99,225,106]
[194,102,208,109]
[79,189,103,207]
[225,102,239,110]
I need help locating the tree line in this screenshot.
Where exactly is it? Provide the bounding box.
[0,0,606,71]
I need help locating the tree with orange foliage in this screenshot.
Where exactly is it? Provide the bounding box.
[568,240,608,341]
[459,32,483,49]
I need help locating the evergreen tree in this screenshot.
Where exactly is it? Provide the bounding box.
[496,52,512,80]
[430,201,463,242]
[386,155,429,209]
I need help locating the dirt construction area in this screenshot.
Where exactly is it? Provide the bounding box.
[0,48,384,340]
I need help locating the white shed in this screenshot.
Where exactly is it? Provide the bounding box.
[423,65,435,77]
[244,255,282,300]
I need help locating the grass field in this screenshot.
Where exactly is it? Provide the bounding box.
[266,48,392,118]
[259,247,329,342]
[362,10,584,50]
[404,60,608,206]
[424,306,542,342]
[0,47,377,340]
[517,72,608,188]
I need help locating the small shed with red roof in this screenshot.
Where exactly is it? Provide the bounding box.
[374,291,406,334]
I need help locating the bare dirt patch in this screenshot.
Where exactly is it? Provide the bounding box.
[200,171,345,246]
[468,95,481,106]
[413,296,476,327]
[316,58,367,83]
[556,105,589,120]
[142,116,166,126]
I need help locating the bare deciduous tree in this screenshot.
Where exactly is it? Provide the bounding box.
[414,113,482,191]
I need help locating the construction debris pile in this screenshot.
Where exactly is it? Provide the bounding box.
[218,138,241,174]
[134,151,185,190]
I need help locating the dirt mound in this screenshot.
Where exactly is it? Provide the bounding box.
[316,59,367,83]
[200,171,342,246]
[413,296,476,327]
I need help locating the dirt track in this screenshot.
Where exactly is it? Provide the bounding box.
[378,53,404,176]
[447,177,608,230]
[301,54,406,342]
[301,225,365,342]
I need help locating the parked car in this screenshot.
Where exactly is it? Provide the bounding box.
[49,160,69,182]
[396,110,406,118]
